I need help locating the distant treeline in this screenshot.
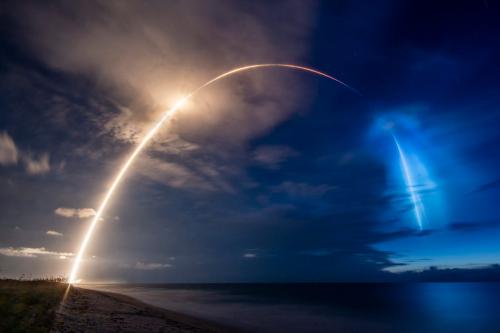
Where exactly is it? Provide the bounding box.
[0,275,67,283]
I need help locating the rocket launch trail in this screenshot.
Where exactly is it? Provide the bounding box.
[392,134,424,230]
[68,64,355,283]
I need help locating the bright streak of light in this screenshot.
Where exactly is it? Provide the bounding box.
[68,64,354,283]
[392,134,425,230]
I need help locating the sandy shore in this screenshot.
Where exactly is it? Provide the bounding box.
[51,286,240,333]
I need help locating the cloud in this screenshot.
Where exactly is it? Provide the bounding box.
[135,156,216,191]
[448,221,500,232]
[13,1,317,153]
[121,261,172,270]
[0,132,18,165]
[0,131,51,174]
[253,145,299,169]
[472,178,500,194]
[150,134,200,155]
[271,181,335,197]
[46,230,63,237]
[243,253,257,258]
[54,207,96,219]
[7,1,322,195]
[0,247,73,258]
[22,152,50,175]
[387,264,500,282]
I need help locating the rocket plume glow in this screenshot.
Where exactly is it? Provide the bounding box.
[68,64,354,283]
[392,134,424,230]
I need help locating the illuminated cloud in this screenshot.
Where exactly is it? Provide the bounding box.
[46,230,63,237]
[0,132,50,174]
[0,247,73,258]
[0,132,18,165]
[150,134,199,155]
[22,152,50,175]
[135,156,214,190]
[14,1,315,151]
[243,253,257,258]
[54,207,96,219]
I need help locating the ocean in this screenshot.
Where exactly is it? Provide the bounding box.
[88,283,500,333]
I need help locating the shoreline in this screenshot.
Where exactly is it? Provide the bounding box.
[52,285,241,333]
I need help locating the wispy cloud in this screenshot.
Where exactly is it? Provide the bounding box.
[46,230,63,237]
[54,207,96,219]
[23,152,50,175]
[0,131,50,174]
[253,145,299,169]
[243,253,257,259]
[121,261,172,270]
[448,220,500,232]
[271,181,335,197]
[135,156,215,191]
[0,132,18,165]
[0,247,73,258]
[472,178,500,194]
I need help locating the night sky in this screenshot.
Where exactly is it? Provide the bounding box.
[1,1,500,283]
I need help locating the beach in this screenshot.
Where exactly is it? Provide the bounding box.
[51,285,238,333]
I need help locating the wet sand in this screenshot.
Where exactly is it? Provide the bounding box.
[51,286,239,333]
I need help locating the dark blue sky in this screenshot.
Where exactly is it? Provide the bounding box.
[0,0,499,282]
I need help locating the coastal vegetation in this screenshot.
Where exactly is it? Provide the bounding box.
[0,279,67,333]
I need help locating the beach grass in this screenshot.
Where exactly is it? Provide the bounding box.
[0,279,68,333]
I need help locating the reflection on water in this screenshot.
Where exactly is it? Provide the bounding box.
[88,283,500,333]
[415,283,497,332]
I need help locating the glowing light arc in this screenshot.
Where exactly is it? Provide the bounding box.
[392,134,424,230]
[68,64,355,283]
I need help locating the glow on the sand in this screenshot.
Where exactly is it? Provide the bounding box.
[68,64,354,283]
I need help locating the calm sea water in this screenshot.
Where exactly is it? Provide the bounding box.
[87,283,500,333]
